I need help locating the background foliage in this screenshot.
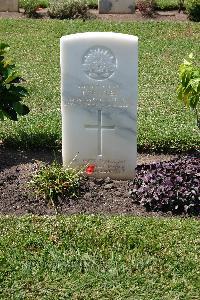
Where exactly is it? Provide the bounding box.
[19,0,187,11]
[0,20,199,151]
[185,0,200,22]
[0,43,29,121]
[48,0,89,19]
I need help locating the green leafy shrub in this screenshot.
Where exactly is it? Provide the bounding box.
[87,0,97,9]
[23,0,48,17]
[178,0,185,12]
[185,0,200,21]
[20,0,49,9]
[0,43,29,121]
[136,0,156,17]
[177,53,200,128]
[153,0,179,10]
[48,0,89,19]
[30,162,82,210]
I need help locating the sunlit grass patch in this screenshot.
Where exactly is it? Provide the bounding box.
[0,19,199,151]
[1,215,200,299]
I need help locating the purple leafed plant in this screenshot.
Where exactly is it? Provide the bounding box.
[131,153,200,215]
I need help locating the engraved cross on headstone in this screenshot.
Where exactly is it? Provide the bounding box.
[85,109,115,157]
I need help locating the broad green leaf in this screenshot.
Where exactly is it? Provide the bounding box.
[0,43,10,55]
[3,67,14,81]
[10,77,26,84]
[4,72,20,84]
[190,95,199,110]
[0,110,4,121]
[3,59,13,68]
[184,84,193,95]
[0,43,29,122]
[190,78,200,93]
[177,54,200,113]
[3,107,18,121]
[13,102,30,116]
[1,91,21,104]
[9,85,28,97]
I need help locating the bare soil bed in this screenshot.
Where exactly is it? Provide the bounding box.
[0,145,191,217]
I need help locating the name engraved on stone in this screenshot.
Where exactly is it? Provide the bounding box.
[82,46,117,80]
[64,83,130,108]
[80,84,118,97]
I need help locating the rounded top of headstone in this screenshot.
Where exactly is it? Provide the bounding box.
[60,32,138,44]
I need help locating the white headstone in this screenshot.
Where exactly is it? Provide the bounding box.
[60,32,138,179]
[99,0,135,14]
[0,0,18,12]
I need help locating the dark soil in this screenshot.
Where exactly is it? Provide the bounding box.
[0,145,183,217]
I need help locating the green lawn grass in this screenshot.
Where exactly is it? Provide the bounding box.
[1,17,199,300]
[0,19,199,151]
[1,215,200,299]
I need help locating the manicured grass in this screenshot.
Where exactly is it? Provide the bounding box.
[0,215,200,299]
[0,19,199,151]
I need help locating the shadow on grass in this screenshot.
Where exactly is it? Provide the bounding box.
[0,132,62,171]
[2,131,61,150]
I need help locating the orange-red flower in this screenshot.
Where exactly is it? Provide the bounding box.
[86,164,95,175]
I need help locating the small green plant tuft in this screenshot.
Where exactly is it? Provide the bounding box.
[177,53,200,128]
[0,43,29,121]
[185,0,200,22]
[30,162,82,211]
[48,0,89,19]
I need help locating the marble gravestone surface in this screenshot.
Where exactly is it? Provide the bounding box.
[99,0,135,14]
[60,32,138,179]
[0,0,18,12]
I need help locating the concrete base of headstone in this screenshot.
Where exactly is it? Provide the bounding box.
[0,0,18,12]
[99,0,135,14]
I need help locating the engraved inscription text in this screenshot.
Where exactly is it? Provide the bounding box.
[63,83,130,108]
